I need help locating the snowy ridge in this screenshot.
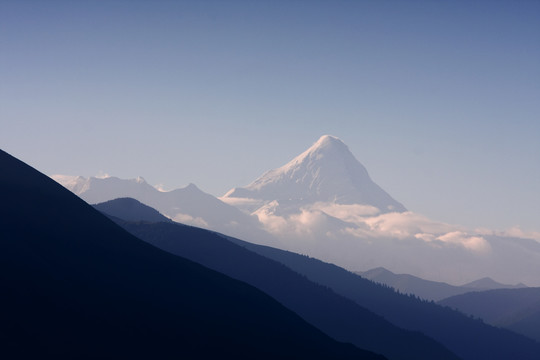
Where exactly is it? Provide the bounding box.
[52,175,278,246]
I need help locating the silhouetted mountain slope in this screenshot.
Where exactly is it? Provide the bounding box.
[0,149,382,360]
[461,277,527,291]
[358,267,470,301]
[440,288,540,342]
[104,216,456,359]
[358,267,526,302]
[94,197,172,223]
[226,238,540,360]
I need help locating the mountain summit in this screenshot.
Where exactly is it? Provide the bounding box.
[223,135,405,213]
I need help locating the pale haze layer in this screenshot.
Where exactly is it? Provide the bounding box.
[1,1,539,233]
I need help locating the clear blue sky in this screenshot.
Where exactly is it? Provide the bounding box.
[1,0,539,232]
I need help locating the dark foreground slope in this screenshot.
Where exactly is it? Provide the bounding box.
[228,238,540,360]
[0,150,382,360]
[97,198,457,360]
[440,288,540,342]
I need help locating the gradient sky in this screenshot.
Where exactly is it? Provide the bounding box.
[1,0,539,233]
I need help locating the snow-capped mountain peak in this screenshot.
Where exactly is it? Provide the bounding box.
[306,134,347,153]
[273,135,356,177]
[223,135,406,213]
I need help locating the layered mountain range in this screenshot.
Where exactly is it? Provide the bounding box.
[440,287,540,343]
[52,135,540,286]
[358,267,527,302]
[94,197,540,359]
[1,149,382,359]
[5,145,540,359]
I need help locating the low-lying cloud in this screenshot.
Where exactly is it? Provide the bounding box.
[476,226,540,242]
[247,199,529,285]
[436,231,491,252]
[254,201,490,253]
[172,213,209,228]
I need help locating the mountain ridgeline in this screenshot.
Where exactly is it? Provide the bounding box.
[97,199,457,360]
[52,173,277,246]
[53,135,540,286]
[439,288,540,343]
[95,197,540,360]
[0,149,383,359]
[358,267,527,302]
[227,236,540,360]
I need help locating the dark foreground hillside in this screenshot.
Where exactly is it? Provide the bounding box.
[0,149,382,360]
